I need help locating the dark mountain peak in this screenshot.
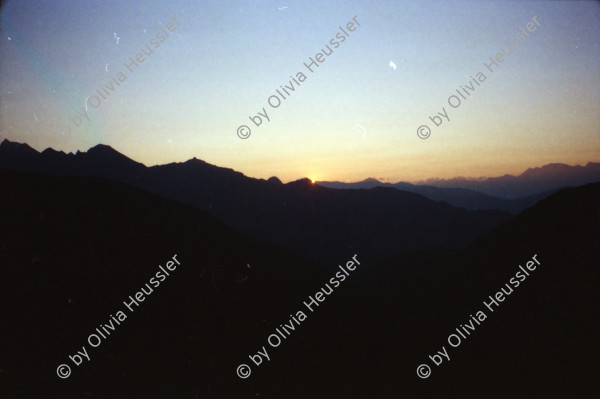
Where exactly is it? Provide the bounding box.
[87,144,123,157]
[160,157,254,185]
[0,139,40,167]
[0,139,38,155]
[80,144,143,169]
[286,177,315,188]
[177,157,240,177]
[267,176,282,185]
[183,157,209,166]
[38,147,67,161]
[41,147,66,156]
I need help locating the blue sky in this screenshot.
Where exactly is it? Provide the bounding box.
[1,0,599,182]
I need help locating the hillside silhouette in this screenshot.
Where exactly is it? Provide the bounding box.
[1,169,598,398]
[0,140,512,264]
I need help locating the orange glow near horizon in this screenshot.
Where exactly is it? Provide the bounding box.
[1,1,599,185]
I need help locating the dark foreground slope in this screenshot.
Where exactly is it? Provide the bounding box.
[0,169,330,398]
[1,170,598,398]
[358,182,600,398]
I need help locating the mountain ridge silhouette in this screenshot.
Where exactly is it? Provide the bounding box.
[0,139,513,264]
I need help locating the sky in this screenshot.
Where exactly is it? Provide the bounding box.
[1,0,599,183]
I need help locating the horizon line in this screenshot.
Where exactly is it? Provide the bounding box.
[2,138,599,185]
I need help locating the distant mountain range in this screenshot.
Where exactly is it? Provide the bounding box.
[318,162,600,204]
[316,178,557,213]
[2,168,598,397]
[319,162,600,211]
[0,139,512,264]
[415,162,600,198]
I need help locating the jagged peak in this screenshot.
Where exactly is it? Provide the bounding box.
[1,138,31,149]
[0,139,39,156]
[184,157,209,165]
